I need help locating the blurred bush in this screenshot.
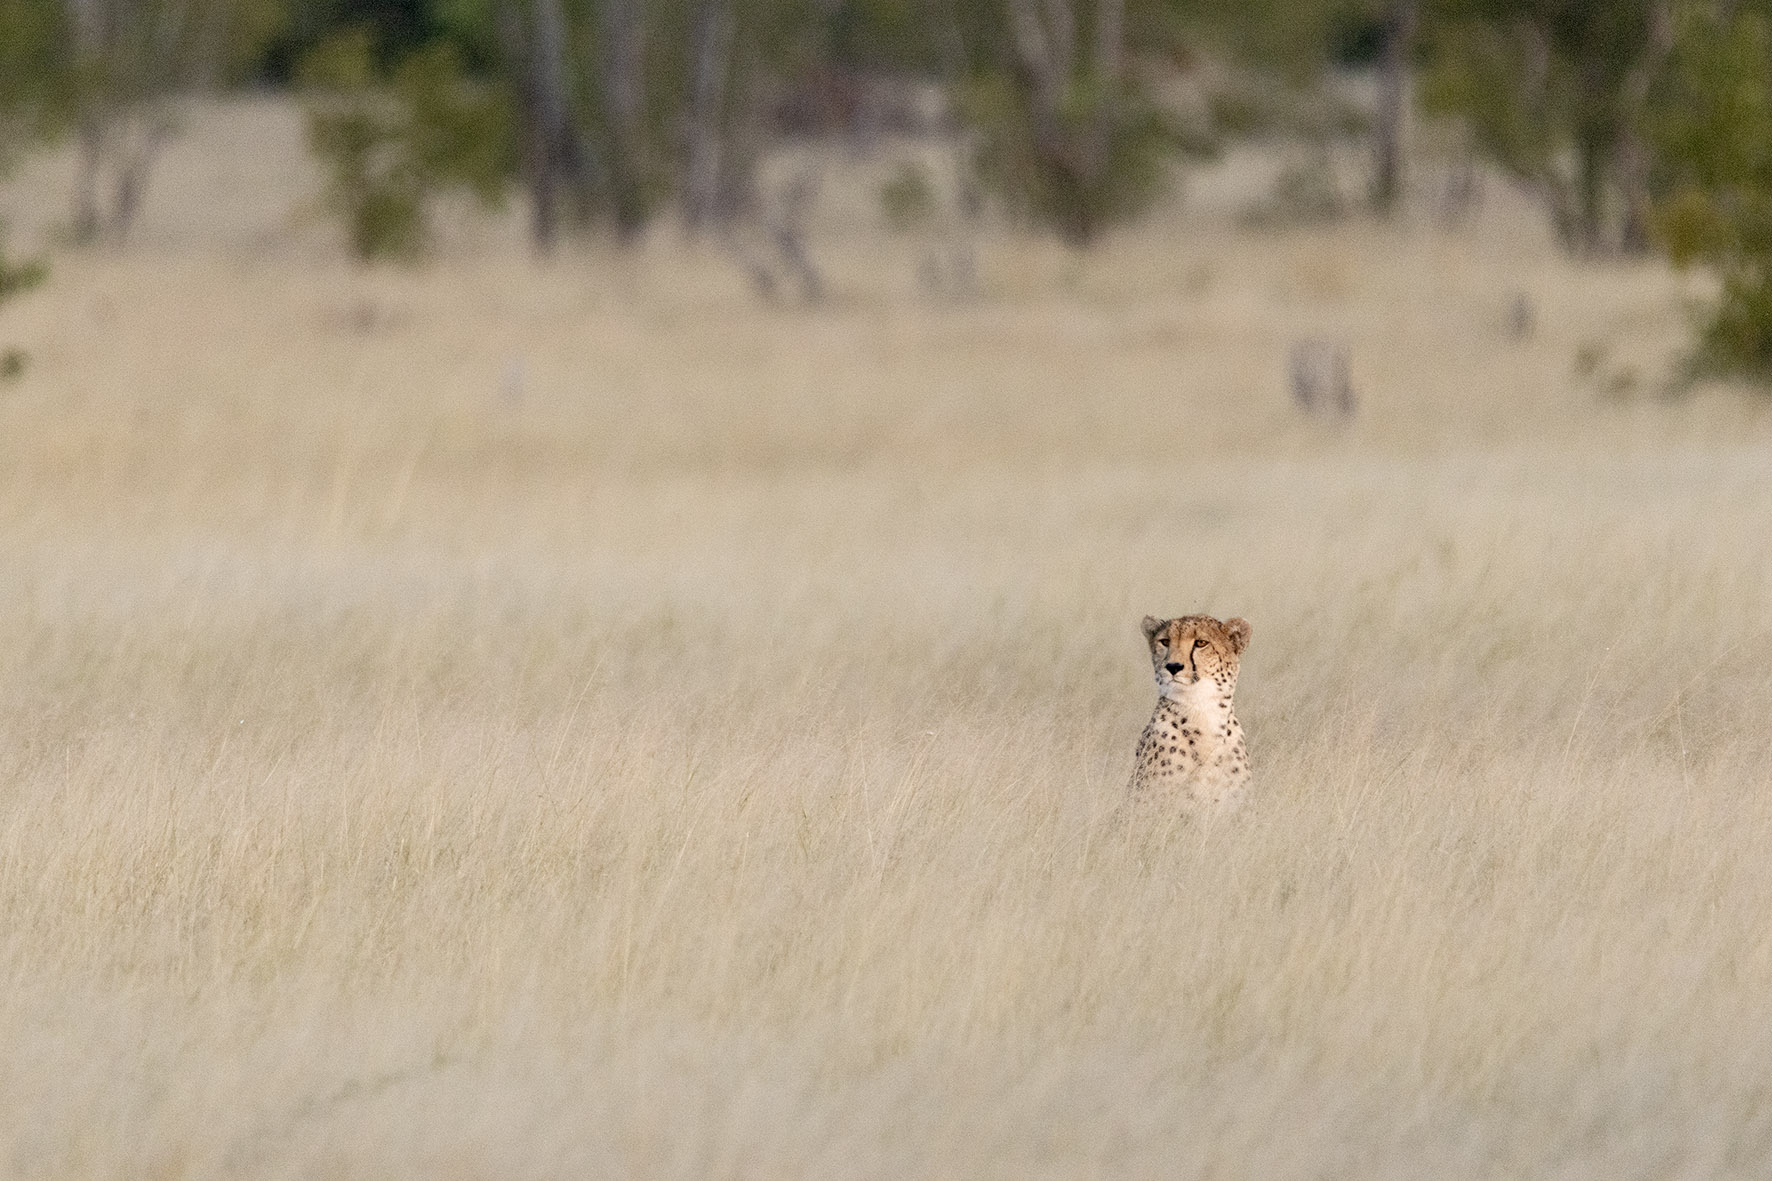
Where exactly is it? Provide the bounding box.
[963,67,1194,245]
[1419,1,1666,256]
[299,29,513,261]
[1648,6,1772,382]
[879,160,936,232]
[954,1,1236,244]
[0,0,287,244]
[0,226,44,382]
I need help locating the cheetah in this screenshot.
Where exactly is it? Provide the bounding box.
[1129,613,1252,811]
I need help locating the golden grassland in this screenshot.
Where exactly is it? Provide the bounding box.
[3,99,1772,1176]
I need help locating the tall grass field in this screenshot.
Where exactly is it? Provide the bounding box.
[2,100,1772,1176]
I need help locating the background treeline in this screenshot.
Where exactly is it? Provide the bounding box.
[6,1,1772,377]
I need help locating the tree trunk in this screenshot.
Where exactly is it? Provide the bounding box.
[499,0,576,252]
[1616,1,1674,252]
[65,0,107,244]
[1006,0,1068,146]
[1514,20,1580,249]
[1007,0,1087,242]
[1575,131,1607,253]
[1371,0,1416,215]
[72,117,104,245]
[600,0,648,240]
[683,0,735,233]
[105,0,192,242]
[496,1,547,249]
[109,121,166,243]
[927,0,981,291]
[535,0,579,245]
[1081,0,1122,180]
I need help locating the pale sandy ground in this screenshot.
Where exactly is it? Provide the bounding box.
[2,99,1772,1177]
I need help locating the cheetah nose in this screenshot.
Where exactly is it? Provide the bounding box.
[1164,662,1183,675]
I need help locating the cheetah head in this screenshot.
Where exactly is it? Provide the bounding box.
[1141,614,1250,700]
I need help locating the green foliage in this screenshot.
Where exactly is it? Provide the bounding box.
[1180,0,1367,84]
[879,160,936,231]
[0,246,45,303]
[270,0,1378,251]
[0,0,71,165]
[0,0,51,375]
[948,0,1371,244]
[963,69,1191,245]
[0,228,44,383]
[1,0,289,242]
[1419,0,1662,252]
[1204,87,1276,139]
[301,29,513,261]
[1419,26,1544,215]
[1646,6,1772,381]
[261,0,497,82]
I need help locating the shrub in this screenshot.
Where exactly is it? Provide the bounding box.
[0,227,44,381]
[1648,7,1772,381]
[963,71,1188,245]
[880,161,937,232]
[300,31,513,262]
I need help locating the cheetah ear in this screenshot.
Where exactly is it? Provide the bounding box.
[1223,617,1251,654]
[1141,615,1165,641]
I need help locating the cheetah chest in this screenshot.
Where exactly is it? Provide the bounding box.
[1130,695,1250,809]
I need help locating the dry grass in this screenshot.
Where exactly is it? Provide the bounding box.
[4,100,1772,1177]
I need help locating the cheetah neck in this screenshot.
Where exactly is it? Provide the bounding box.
[1152,685,1239,749]
[1160,678,1235,718]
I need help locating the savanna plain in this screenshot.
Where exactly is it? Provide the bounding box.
[4,101,1772,1177]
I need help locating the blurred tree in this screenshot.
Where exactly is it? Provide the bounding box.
[259,0,492,81]
[493,0,594,249]
[597,0,652,237]
[300,28,513,260]
[1647,2,1772,380]
[45,0,288,244]
[0,0,57,375]
[1370,0,1415,214]
[0,0,67,165]
[1164,0,1404,218]
[480,0,936,250]
[1419,0,1670,253]
[1185,0,1358,81]
[949,0,1207,245]
[491,0,704,248]
[680,0,738,232]
[277,0,1438,257]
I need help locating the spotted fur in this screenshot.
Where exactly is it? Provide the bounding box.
[1130,613,1252,811]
